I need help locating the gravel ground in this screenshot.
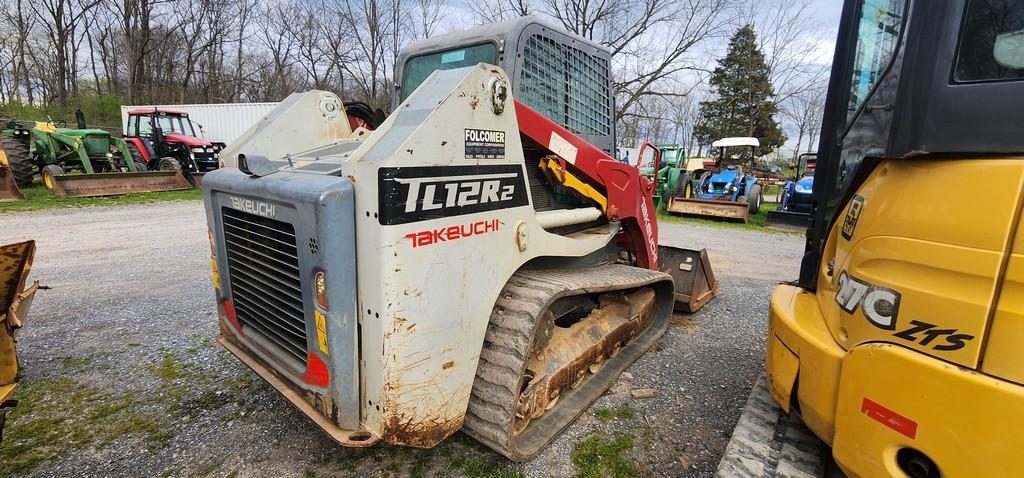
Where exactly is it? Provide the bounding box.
[0,200,804,477]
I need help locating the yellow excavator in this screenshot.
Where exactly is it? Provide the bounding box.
[765,0,1024,476]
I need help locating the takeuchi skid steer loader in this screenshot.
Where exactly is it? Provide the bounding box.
[765,0,1024,476]
[202,18,718,460]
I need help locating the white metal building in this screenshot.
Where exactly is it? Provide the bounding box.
[120,102,279,145]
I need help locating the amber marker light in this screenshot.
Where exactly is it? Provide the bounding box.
[314,271,328,310]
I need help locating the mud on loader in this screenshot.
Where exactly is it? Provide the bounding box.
[764,0,1024,476]
[203,17,718,460]
[0,119,189,198]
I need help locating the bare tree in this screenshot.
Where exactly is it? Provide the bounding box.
[468,0,531,23]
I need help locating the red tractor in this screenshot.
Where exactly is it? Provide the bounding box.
[123,109,224,185]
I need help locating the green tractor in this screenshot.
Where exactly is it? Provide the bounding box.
[652,144,692,210]
[0,119,189,198]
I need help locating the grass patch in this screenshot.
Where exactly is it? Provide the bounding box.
[571,433,636,478]
[451,456,525,478]
[658,202,797,233]
[593,403,637,421]
[0,186,202,213]
[0,377,162,476]
[148,349,187,380]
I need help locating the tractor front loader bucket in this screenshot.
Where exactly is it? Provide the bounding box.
[764,210,812,232]
[48,171,191,198]
[0,166,23,202]
[666,197,749,222]
[657,245,719,313]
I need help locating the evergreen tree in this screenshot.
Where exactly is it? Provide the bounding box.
[694,25,786,158]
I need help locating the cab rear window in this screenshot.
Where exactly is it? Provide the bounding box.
[954,0,1024,82]
[400,43,498,101]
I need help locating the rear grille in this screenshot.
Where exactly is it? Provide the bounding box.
[221,206,307,365]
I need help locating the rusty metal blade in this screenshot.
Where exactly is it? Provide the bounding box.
[666,197,750,222]
[0,167,24,202]
[657,245,719,313]
[764,211,812,232]
[49,171,191,198]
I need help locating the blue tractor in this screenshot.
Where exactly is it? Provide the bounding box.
[765,152,816,231]
[665,137,763,222]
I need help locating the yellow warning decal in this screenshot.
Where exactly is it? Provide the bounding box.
[210,258,220,289]
[315,310,329,355]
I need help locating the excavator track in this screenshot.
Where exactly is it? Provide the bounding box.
[463,263,675,461]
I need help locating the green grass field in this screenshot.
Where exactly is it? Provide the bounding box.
[0,186,202,213]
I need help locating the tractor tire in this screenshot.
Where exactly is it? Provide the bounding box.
[747,184,763,214]
[158,157,182,171]
[41,165,65,191]
[462,265,673,461]
[125,143,148,171]
[672,171,693,199]
[0,136,34,187]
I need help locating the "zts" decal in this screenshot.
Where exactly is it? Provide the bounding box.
[894,320,974,351]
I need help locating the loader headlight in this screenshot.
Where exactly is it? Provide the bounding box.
[795,184,805,192]
[314,271,328,310]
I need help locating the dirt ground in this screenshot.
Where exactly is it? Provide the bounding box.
[0,200,804,477]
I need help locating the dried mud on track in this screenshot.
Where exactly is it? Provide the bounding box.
[0,201,803,477]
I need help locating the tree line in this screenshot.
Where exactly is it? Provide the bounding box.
[0,0,828,158]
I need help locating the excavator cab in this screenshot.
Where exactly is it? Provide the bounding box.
[765,1,1024,476]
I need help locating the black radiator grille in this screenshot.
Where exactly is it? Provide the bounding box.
[221,206,307,365]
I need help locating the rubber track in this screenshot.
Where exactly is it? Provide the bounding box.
[0,136,33,187]
[462,264,674,461]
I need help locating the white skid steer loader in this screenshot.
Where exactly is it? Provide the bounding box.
[203,18,718,460]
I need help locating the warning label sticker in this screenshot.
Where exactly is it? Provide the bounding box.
[465,129,506,159]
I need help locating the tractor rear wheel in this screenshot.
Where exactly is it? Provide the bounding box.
[158,157,181,171]
[125,143,147,171]
[672,171,693,199]
[747,184,763,214]
[41,165,65,191]
[0,136,33,187]
[462,264,673,461]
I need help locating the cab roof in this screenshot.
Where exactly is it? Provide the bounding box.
[126,109,188,117]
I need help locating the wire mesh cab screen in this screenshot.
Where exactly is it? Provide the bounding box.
[516,32,613,152]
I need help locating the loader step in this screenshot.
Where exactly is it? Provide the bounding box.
[462,264,674,461]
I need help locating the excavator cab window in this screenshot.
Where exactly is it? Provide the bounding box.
[400,43,498,102]
[847,0,905,122]
[954,0,1024,82]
